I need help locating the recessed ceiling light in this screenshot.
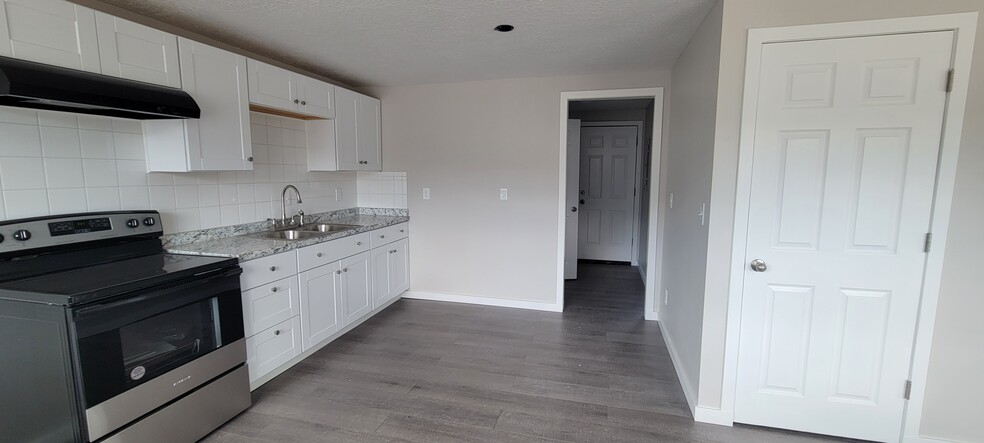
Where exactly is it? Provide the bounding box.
[494,24,514,33]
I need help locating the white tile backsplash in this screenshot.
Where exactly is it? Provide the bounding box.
[357,172,408,209]
[0,108,357,233]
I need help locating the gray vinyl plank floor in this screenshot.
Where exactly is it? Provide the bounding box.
[203,263,851,442]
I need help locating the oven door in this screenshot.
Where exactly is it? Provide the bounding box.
[72,266,245,441]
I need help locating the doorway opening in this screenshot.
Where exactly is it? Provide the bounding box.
[556,88,664,319]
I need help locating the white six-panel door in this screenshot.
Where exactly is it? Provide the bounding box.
[578,126,638,262]
[734,31,953,442]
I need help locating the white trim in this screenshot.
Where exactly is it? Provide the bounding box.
[580,120,646,266]
[903,436,962,443]
[403,290,563,312]
[658,319,697,416]
[694,407,734,427]
[558,88,665,320]
[720,13,978,442]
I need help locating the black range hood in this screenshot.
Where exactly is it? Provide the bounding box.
[0,56,200,120]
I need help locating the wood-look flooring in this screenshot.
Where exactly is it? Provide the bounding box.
[204,263,849,442]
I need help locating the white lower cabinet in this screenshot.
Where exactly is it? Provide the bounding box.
[239,224,409,388]
[245,316,301,384]
[340,252,372,325]
[298,260,342,351]
[371,237,409,308]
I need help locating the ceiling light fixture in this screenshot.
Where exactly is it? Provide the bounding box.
[494,24,514,33]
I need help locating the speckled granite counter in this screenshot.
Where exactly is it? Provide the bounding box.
[164,210,408,261]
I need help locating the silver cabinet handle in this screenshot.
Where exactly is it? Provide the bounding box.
[357,241,362,245]
[336,270,342,275]
[343,268,348,272]
[248,156,254,162]
[269,266,277,271]
[316,252,323,257]
[750,259,767,272]
[300,100,306,105]
[271,287,278,292]
[399,229,405,233]
[293,99,299,104]
[274,330,281,335]
[380,234,385,239]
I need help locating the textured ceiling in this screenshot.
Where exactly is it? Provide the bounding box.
[93,0,715,87]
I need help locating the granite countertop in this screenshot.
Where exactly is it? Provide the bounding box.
[165,214,408,261]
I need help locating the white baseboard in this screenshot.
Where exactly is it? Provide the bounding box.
[402,290,562,312]
[694,406,734,427]
[657,320,698,416]
[638,264,646,282]
[904,435,963,443]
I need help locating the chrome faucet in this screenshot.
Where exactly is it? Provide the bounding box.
[280,185,302,226]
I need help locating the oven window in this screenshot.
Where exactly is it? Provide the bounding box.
[118,298,221,385]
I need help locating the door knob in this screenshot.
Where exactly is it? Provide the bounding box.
[571,206,578,212]
[750,259,767,272]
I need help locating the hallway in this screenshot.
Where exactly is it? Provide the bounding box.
[205,263,848,442]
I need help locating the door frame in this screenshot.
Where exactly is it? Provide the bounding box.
[579,121,646,267]
[717,13,978,441]
[556,88,664,319]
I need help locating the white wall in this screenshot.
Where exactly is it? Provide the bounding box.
[369,71,670,305]
[0,107,357,233]
[695,1,984,441]
[658,0,723,410]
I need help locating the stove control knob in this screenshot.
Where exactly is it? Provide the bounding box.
[0,233,4,243]
[13,230,31,241]
[143,217,156,226]
[126,218,140,228]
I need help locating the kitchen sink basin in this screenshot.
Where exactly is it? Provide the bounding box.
[294,223,361,233]
[248,223,360,241]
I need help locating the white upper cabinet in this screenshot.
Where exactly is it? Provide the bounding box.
[356,94,381,170]
[94,12,180,88]
[247,59,298,111]
[0,0,99,72]
[322,87,380,172]
[247,59,334,118]
[143,38,253,171]
[298,75,334,119]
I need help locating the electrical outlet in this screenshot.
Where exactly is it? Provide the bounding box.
[664,289,669,306]
[698,203,706,226]
[499,188,508,200]
[422,187,431,200]
[334,188,342,201]
[668,192,674,209]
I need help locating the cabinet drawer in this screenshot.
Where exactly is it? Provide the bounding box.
[297,232,370,272]
[241,276,299,337]
[240,251,298,290]
[370,223,408,248]
[245,316,300,384]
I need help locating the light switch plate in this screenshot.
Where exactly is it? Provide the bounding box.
[334,188,342,201]
[422,187,431,200]
[499,188,508,200]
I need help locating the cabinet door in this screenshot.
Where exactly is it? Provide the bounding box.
[335,87,360,170]
[245,316,300,384]
[241,276,299,337]
[299,76,335,119]
[247,59,298,112]
[370,245,392,309]
[94,12,180,88]
[0,0,99,72]
[389,238,410,295]
[341,252,372,326]
[356,94,381,170]
[299,261,342,351]
[179,38,253,171]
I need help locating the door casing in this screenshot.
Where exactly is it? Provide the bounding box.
[714,13,978,442]
[557,88,665,319]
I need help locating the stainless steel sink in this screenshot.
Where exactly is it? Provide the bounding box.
[248,223,360,241]
[294,223,361,233]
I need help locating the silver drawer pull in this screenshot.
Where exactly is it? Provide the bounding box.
[343,268,348,272]
[336,270,342,275]
[274,330,281,335]
[316,252,323,257]
[400,229,404,233]
[269,266,277,272]
[380,234,385,238]
[271,287,278,292]
[357,241,362,245]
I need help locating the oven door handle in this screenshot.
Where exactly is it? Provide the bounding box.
[72,267,242,335]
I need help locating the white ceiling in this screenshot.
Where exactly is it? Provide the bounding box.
[95,0,715,87]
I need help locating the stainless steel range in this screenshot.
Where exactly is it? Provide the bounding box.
[0,211,250,442]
